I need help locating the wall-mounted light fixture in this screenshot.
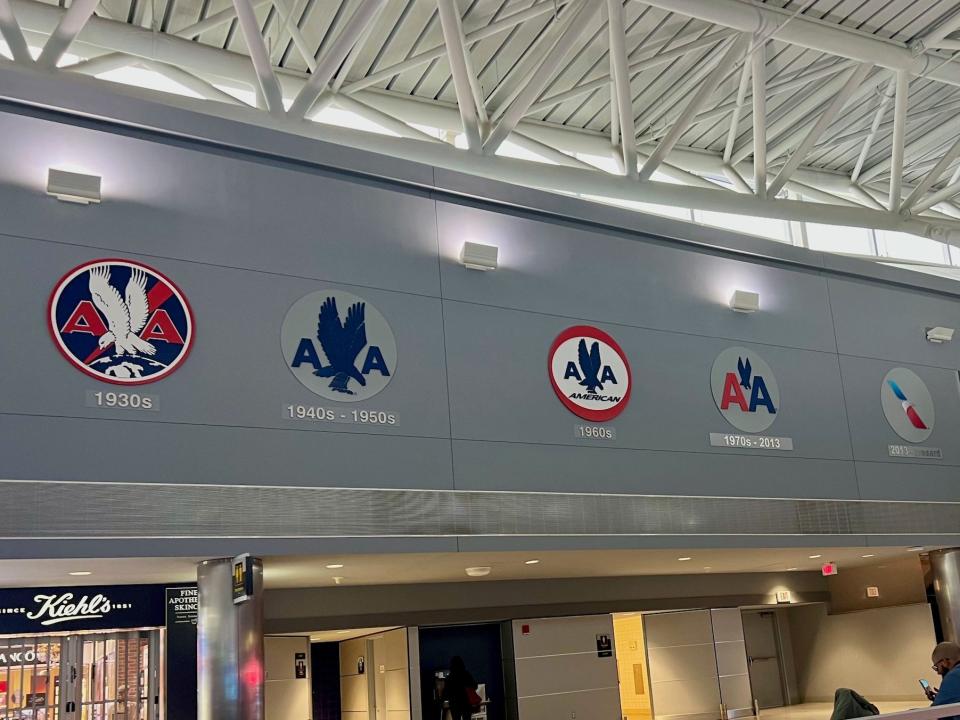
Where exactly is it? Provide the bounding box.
[926,326,955,344]
[460,241,499,271]
[729,289,760,313]
[47,168,101,204]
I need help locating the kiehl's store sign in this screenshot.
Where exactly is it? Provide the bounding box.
[0,584,171,634]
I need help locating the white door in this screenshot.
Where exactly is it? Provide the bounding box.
[741,612,785,710]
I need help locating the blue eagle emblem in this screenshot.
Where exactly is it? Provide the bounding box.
[737,356,752,390]
[314,296,368,395]
[577,339,604,394]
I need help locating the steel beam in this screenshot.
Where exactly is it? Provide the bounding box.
[633,0,960,87]
[607,0,637,178]
[173,1,269,39]
[912,8,960,53]
[901,135,960,213]
[60,50,135,74]
[331,93,444,143]
[911,178,960,215]
[483,0,599,155]
[36,0,98,68]
[527,28,734,118]
[639,34,749,181]
[288,0,386,119]
[851,76,895,182]
[0,0,30,63]
[142,59,248,105]
[731,69,850,166]
[341,0,575,95]
[768,63,873,197]
[889,70,909,211]
[268,0,317,73]
[750,37,766,199]
[230,0,284,114]
[436,0,482,153]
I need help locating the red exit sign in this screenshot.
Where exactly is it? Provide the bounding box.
[822,562,838,576]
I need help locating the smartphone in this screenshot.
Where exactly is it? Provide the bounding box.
[920,679,931,691]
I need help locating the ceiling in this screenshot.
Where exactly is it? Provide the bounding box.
[0,545,930,589]
[4,0,960,237]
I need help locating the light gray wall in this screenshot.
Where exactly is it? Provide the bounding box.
[263,572,830,633]
[1,100,960,557]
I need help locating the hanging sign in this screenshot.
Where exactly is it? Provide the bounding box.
[232,554,254,604]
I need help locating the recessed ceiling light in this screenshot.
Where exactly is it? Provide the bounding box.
[69,571,92,576]
[325,563,344,569]
[908,547,924,552]
[703,566,713,571]
[861,554,875,559]
[809,555,822,559]
[465,566,492,577]
[678,557,692,562]
[524,559,540,565]
[787,568,799,572]
[336,630,349,635]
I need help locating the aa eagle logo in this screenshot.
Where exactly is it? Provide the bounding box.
[548,325,632,422]
[281,289,397,402]
[49,259,194,384]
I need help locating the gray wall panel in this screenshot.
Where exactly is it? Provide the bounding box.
[0,415,455,489]
[838,355,960,466]
[436,201,838,353]
[829,277,960,369]
[444,301,853,460]
[451,440,859,499]
[0,112,442,297]
[855,461,960,502]
[0,234,451,438]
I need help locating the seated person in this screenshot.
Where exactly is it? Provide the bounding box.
[928,641,960,714]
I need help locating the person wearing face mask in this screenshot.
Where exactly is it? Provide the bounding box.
[926,641,960,715]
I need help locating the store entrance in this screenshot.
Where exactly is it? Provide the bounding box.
[0,631,160,720]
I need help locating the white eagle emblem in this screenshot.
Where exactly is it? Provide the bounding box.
[88,265,157,357]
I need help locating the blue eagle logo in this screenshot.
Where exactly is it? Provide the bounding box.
[737,356,752,390]
[577,339,604,394]
[314,296,368,395]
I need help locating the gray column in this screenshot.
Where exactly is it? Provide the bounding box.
[931,549,960,643]
[197,557,265,720]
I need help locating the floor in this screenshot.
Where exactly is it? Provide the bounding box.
[763,702,922,720]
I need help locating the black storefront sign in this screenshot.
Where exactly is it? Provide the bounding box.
[165,586,199,720]
[0,584,168,635]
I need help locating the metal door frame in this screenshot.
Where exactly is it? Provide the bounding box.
[742,610,787,711]
[60,630,161,720]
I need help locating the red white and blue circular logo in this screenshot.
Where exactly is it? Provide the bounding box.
[548,325,632,422]
[48,259,194,385]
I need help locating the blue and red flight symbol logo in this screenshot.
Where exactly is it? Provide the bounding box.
[281,289,397,402]
[881,367,935,444]
[548,325,631,423]
[710,347,780,433]
[48,259,193,384]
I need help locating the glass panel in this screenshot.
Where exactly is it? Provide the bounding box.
[693,210,791,242]
[805,223,876,254]
[876,230,950,263]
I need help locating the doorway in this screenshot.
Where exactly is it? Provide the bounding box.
[0,631,160,720]
[741,611,786,709]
